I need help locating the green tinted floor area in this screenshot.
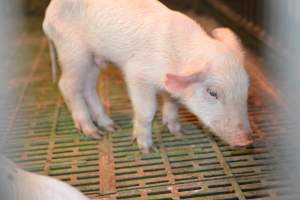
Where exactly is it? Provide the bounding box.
[2,17,297,200]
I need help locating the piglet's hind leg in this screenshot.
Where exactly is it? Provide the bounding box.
[57,44,104,139]
[84,62,117,133]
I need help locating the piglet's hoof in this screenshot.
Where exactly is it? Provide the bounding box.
[140,145,159,154]
[161,124,186,139]
[132,136,158,154]
[103,124,118,133]
[112,123,122,131]
[97,123,121,134]
[77,128,104,140]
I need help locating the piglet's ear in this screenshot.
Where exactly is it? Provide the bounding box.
[165,60,208,93]
[165,74,197,92]
[212,27,244,61]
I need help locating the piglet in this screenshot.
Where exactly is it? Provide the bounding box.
[43,0,253,153]
[0,155,88,200]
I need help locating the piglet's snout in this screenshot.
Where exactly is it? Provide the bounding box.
[230,131,254,148]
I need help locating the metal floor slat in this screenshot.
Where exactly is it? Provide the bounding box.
[3,16,296,200]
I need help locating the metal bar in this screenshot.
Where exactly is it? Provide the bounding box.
[44,100,62,175]
[98,70,117,197]
[1,38,47,149]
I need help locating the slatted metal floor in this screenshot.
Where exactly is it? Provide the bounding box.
[2,14,297,200]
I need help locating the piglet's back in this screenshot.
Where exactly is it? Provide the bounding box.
[83,0,172,65]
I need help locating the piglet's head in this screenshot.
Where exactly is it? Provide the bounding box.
[165,28,253,148]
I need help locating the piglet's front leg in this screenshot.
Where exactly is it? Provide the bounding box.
[162,93,185,139]
[127,81,157,154]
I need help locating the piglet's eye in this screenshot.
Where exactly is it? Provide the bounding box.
[207,88,218,99]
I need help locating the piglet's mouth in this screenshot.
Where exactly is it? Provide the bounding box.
[230,139,253,148]
[227,133,254,148]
